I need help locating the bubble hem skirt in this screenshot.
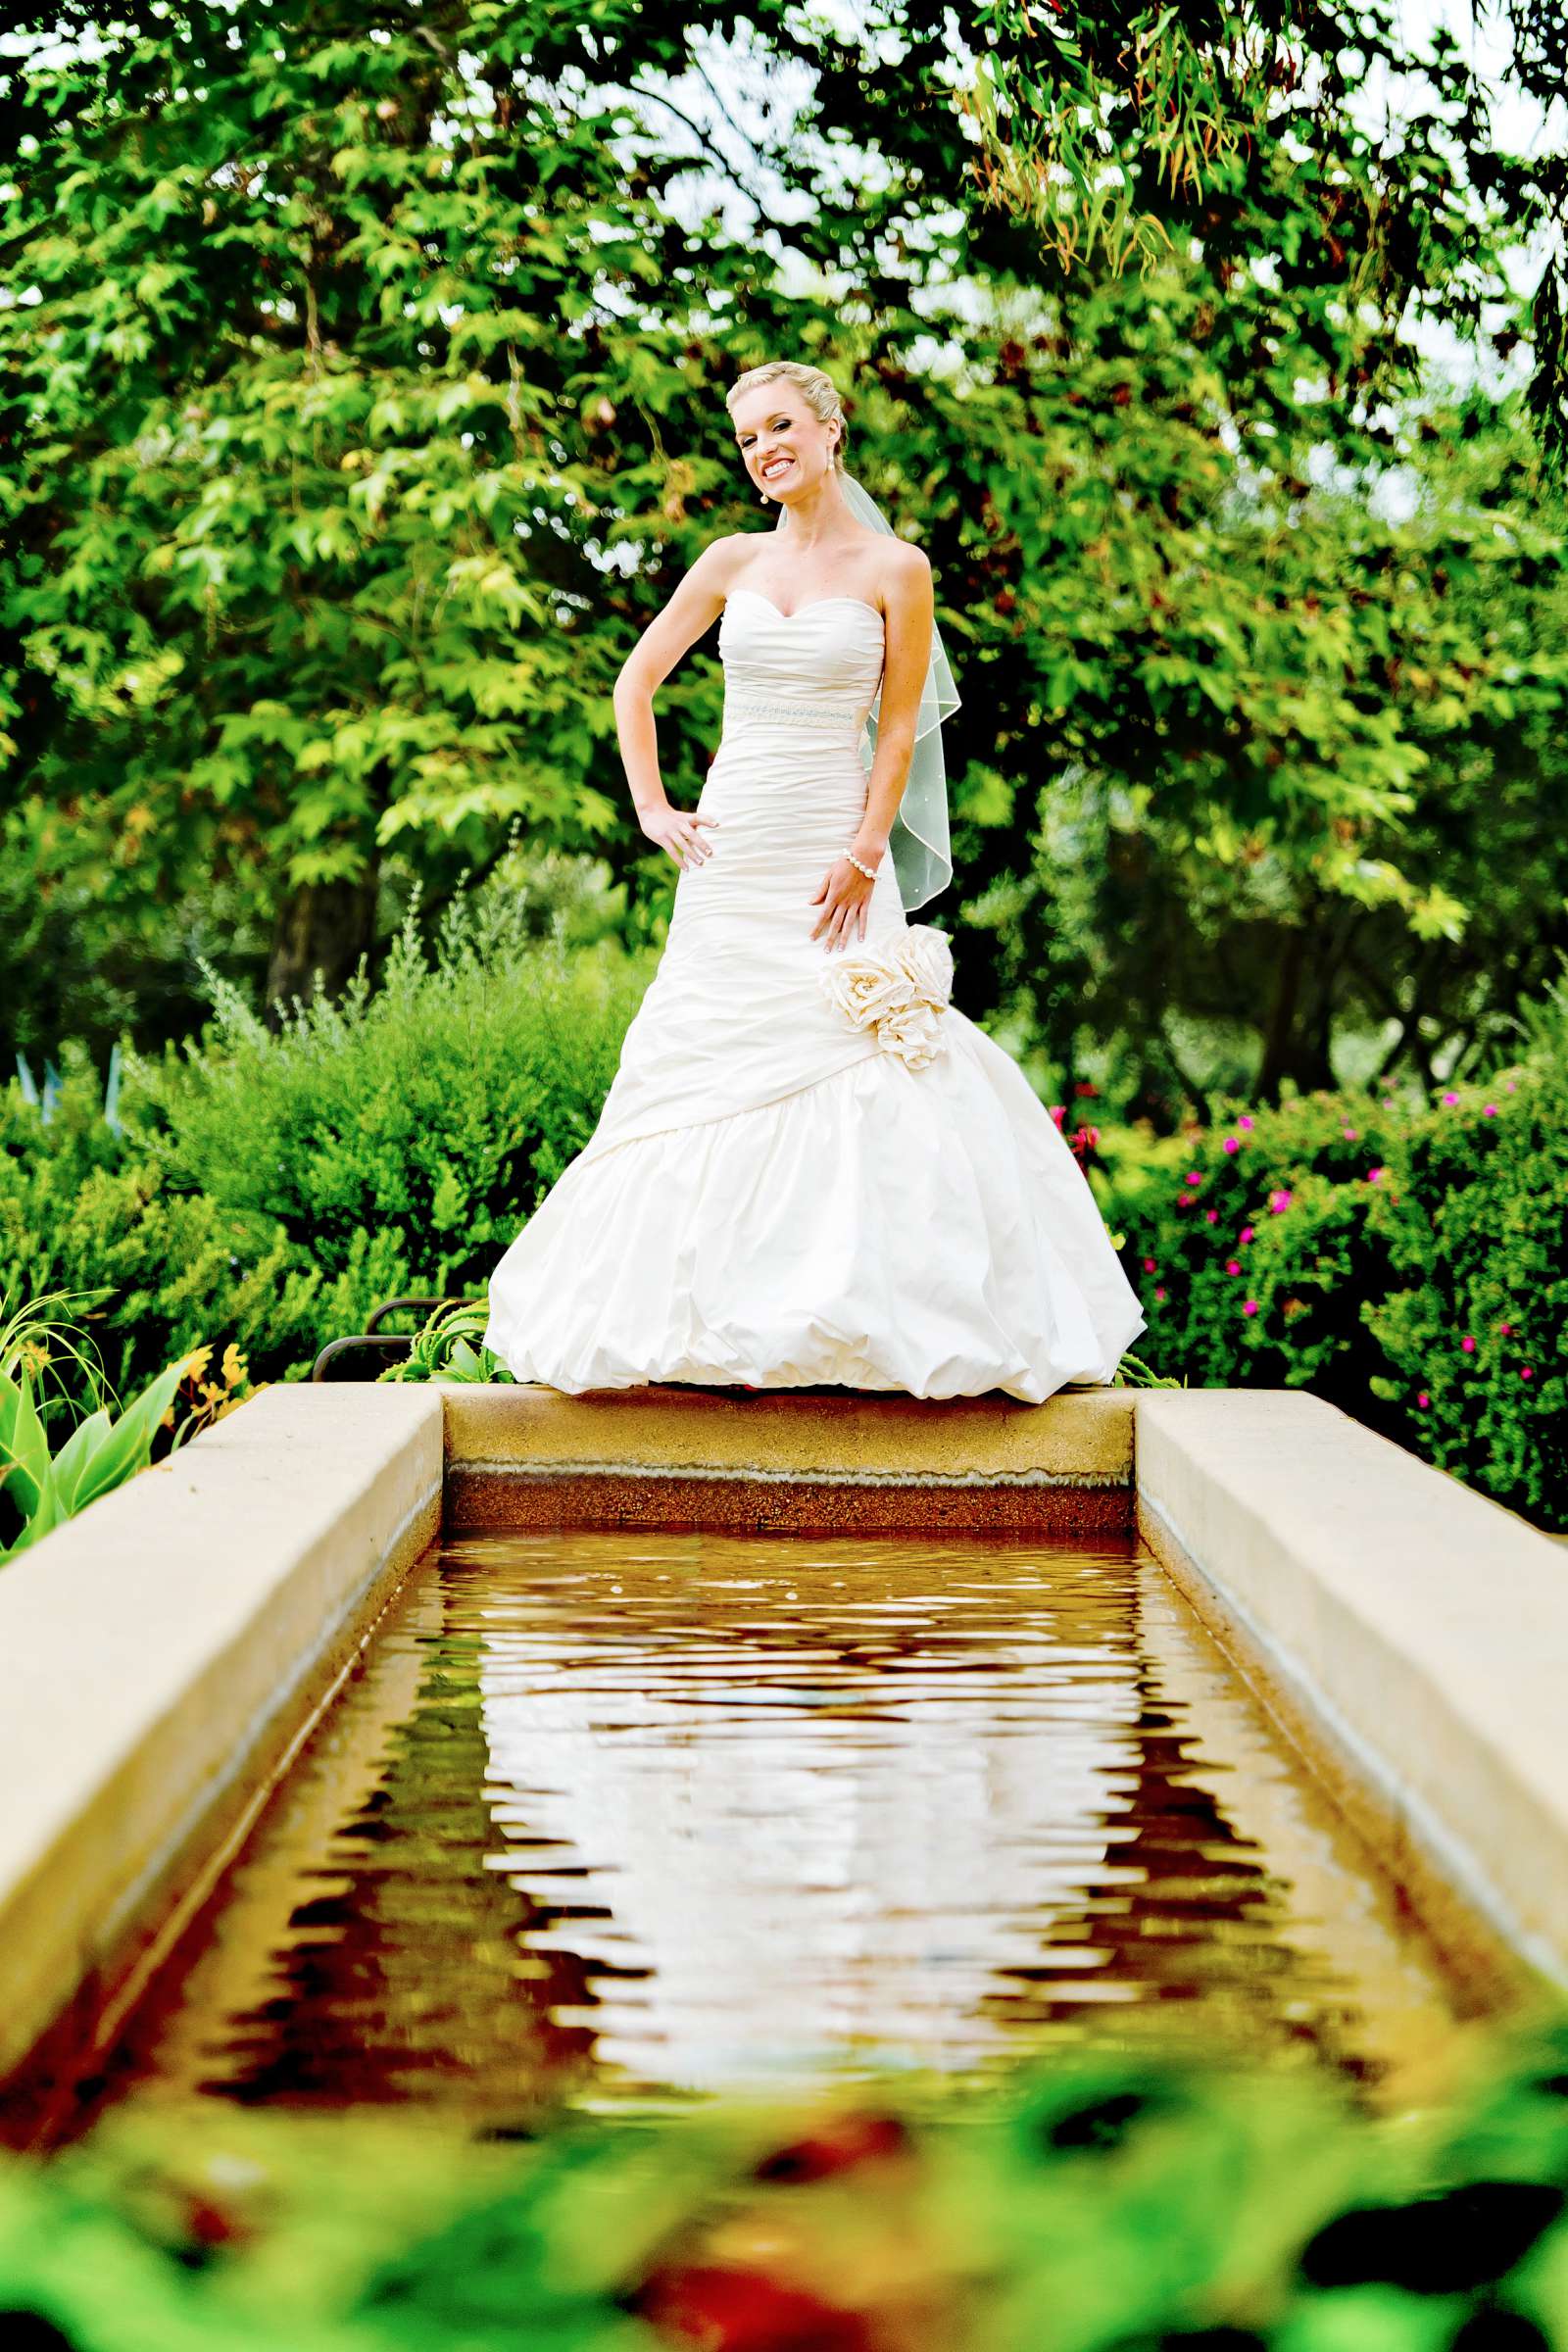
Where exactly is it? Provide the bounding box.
[483,1011,1148,1403]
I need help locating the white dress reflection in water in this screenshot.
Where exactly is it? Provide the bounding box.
[477,1554,1141,2092]
[483,591,1147,1401]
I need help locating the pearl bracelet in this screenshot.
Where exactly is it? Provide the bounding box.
[844,849,879,881]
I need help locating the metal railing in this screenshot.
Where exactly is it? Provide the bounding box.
[310,1293,485,1383]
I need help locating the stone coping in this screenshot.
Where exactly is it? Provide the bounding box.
[1134,1389,1568,1995]
[441,1383,1136,1536]
[0,1385,442,2105]
[443,1381,1134,1484]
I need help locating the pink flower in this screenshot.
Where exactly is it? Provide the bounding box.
[1175,1191,1192,1209]
[1269,1188,1292,1212]
[1226,1259,1241,1275]
[1204,1207,1218,1223]
[1498,1322,1512,1336]
[1143,1256,1156,1273]
[1239,1224,1254,1244]
[1461,1336,1475,1353]
[1238,1115,1254,1129]
[1049,1104,1065,1126]
[1154,1286,1167,1302]
[1342,1125,1357,1139]
[1223,1136,1240,1153]
[1187,1170,1200,1184]
[1521,1366,1534,1380]
[1506,1079,1517,1092]
[1416,1391,1430,1408]
[1366,1165,1385,1183]
[1483,1104,1497,1117]
[1242,1298,1259,1315]
[1442,1090,1459,1105]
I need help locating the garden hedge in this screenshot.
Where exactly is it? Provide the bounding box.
[1105,965,1567,1530]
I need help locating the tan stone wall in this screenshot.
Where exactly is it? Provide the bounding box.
[442,1381,1134,1535]
[0,1385,442,2104]
[1135,1388,1568,2000]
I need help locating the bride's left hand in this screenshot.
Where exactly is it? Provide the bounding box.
[810,858,876,952]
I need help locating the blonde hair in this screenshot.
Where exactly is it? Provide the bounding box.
[726,360,848,473]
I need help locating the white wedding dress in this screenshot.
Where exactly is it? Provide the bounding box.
[484,589,1148,1399]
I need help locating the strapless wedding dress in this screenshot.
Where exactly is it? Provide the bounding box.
[484,589,1148,1399]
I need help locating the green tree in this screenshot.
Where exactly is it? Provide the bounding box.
[959,0,1568,477]
[971,399,1568,1113]
[3,0,1563,1120]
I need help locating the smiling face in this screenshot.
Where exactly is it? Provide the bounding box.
[730,381,842,501]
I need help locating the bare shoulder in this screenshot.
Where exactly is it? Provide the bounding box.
[883,539,933,601]
[688,530,760,590]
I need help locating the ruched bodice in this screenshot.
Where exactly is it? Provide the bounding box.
[717,590,885,737]
[485,578,1149,1403]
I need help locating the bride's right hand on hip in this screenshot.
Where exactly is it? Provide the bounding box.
[640,806,719,871]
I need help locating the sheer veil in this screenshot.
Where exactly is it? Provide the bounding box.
[773,471,958,912]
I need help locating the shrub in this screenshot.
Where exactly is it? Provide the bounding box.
[1365,981,1568,1522]
[1107,962,1568,1529]
[1,901,651,1403]
[127,898,648,1281]
[5,2025,1568,2350]
[0,1056,309,1416]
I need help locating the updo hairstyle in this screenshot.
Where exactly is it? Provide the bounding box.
[725,360,848,473]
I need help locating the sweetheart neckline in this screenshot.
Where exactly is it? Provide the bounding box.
[727,587,884,626]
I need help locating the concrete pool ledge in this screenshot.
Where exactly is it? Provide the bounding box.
[442,1380,1135,1534]
[1134,1389,1568,1997]
[0,1383,443,2100]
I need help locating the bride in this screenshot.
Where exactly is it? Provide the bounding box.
[484,359,1147,1400]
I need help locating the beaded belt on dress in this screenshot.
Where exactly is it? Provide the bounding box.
[723,694,866,732]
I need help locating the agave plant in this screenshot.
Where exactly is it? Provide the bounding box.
[385,1298,511,1386]
[1111,1348,1185,1390]
[13,1040,122,1133]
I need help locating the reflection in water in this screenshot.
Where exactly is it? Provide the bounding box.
[69,1530,1473,2136]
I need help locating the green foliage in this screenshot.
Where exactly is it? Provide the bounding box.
[0,901,650,1406]
[0,1348,191,1565]
[960,0,1568,479]
[386,1298,509,1385]
[6,2025,1568,2350]
[126,896,648,1284]
[1110,962,1568,1526]
[1364,981,1568,1522]
[4,3,1566,1113]
[972,407,1568,1118]
[0,1282,257,1559]
[0,1053,317,1412]
[943,0,1568,1105]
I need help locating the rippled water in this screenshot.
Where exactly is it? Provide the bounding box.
[68,1530,1478,2133]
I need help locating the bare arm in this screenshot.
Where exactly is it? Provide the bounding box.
[612,537,745,873]
[810,547,934,950]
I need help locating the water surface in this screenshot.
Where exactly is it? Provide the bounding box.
[73,1529,1480,2132]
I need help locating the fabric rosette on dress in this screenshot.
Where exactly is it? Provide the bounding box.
[816,922,954,1072]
